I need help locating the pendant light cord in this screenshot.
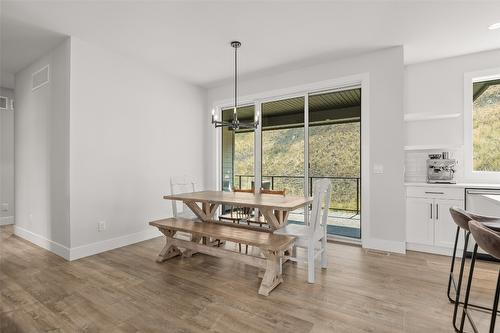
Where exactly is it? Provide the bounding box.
[234,44,238,120]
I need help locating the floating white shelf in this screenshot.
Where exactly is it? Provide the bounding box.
[404,112,461,122]
[404,144,462,151]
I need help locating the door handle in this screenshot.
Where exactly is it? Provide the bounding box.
[436,203,439,220]
[430,203,433,219]
[425,191,444,195]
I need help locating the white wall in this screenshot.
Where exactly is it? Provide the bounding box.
[69,38,206,257]
[404,48,500,182]
[0,87,15,225]
[1,72,15,89]
[14,39,71,255]
[206,47,406,252]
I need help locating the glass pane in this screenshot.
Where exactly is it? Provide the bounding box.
[472,80,500,172]
[221,105,255,191]
[309,88,361,238]
[262,96,305,222]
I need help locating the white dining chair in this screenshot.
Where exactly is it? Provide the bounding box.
[170,175,197,220]
[274,179,332,283]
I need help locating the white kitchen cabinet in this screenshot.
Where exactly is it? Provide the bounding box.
[406,186,465,255]
[406,197,434,245]
[434,199,464,249]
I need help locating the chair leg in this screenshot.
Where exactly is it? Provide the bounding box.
[459,243,478,333]
[453,231,470,332]
[447,226,460,303]
[489,269,500,333]
[320,235,328,269]
[307,241,315,284]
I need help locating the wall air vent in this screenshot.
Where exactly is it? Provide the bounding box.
[32,65,50,91]
[0,96,7,110]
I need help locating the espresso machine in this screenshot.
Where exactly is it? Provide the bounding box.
[426,152,457,184]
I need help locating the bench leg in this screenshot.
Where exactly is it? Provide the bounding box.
[156,230,182,263]
[258,250,283,296]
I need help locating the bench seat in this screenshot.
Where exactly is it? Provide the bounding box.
[150,217,292,251]
[149,217,295,296]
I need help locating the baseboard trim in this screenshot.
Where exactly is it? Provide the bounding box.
[69,227,162,261]
[363,238,406,254]
[406,242,459,257]
[0,216,14,225]
[14,225,70,260]
[14,225,163,261]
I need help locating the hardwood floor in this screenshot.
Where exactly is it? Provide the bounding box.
[1,224,498,332]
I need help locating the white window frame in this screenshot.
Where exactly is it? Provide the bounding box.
[464,68,500,182]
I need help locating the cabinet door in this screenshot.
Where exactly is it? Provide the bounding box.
[406,197,434,245]
[434,199,464,249]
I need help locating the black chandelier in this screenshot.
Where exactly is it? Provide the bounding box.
[211,41,259,130]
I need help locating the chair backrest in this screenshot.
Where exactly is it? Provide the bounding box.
[449,206,472,231]
[309,179,332,235]
[233,188,254,194]
[261,188,286,196]
[469,220,500,259]
[170,176,196,217]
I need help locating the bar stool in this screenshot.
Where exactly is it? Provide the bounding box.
[459,220,500,333]
[448,207,500,331]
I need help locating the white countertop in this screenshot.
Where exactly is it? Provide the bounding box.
[404,182,500,189]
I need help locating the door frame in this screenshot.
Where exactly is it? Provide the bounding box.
[211,73,370,247]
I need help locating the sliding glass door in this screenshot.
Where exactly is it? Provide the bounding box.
[308,89,361,238]
[220,87,361,238]
[261,96,306,223]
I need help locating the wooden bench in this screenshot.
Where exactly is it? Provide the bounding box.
[149,217,295,296]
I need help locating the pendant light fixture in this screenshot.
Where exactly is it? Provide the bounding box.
[211,41,259,130]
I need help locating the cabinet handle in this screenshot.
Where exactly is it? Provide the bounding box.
[425,191,444,194]
[430,203,433,219]
[436,203,439,220]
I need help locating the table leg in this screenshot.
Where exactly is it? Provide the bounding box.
[156,230,182,262]
[260,208,290,230]
[184,200,223,247]
[258,249,283,296]
[183,235,202,258]
[184,200,219,221]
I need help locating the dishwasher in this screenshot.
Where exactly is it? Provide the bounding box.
[465,188,500,261]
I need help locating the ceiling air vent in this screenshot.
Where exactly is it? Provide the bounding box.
[0,96,7,110]
[32,65,50,91]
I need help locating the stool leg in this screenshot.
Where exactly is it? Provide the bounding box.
[448,226,461,303]
[489,269,500,333]
[453,231,470,331]
[460,243,478,333]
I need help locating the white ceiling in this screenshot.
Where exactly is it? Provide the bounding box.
[1,1,500,87]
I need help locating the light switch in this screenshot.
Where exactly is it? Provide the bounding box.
[373,164,384,174]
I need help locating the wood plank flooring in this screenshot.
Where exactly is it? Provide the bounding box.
[1,225,498,332]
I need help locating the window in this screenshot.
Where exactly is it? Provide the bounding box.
[464,69,500,181]
[472,79,500,172]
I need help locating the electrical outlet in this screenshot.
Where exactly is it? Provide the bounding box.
[98,221,106,232]
[1,203,8,212]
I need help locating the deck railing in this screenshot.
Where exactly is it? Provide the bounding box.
[232,174,360,214]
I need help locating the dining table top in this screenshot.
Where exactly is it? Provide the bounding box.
[163,190,312,211]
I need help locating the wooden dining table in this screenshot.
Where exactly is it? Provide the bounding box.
[163,190,313,230]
